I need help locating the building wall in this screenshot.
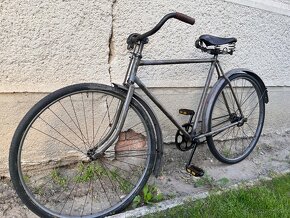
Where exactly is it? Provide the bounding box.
[1,0,289,176]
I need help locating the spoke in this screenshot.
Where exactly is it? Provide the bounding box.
[102,159,139,177]
[31,126,86,155]
[245,122,256,135]
[48,108,89,148]
[81,177,92,216]
[59,173,79,214]
[105,149,147,153]
[245,92,265,118]
[240,126,253,147]
[59,101,89,145]
[212,114,230,121]
[106,153,149,159]
[52,166,85,213]
[106,98,112,127]
[214,103,230,113]
[69,96,89,144]
[90,175,94,215]
[101,161,136,187]
[95,169,112,207]
[108,157,146,168]
[227,126,236,156]
[93,96,115,143]
[92,93,95,147]
[102,161,136,195]
[237,90,256,112]
[214,125,235,142]
[81,93,90,150]
[212,118,230,129]
[100,162,122,201]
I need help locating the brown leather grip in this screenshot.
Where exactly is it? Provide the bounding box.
[176,12,195,25]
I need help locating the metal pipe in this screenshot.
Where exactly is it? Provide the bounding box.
[92,82,136,157]
[195,119,245,139]
[139,58,215,66]
[135,76,192,141]
[191,56,217,134]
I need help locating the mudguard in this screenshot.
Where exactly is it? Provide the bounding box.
[113,83,163,177]
[202,68,269,134]
[223,68,269,103]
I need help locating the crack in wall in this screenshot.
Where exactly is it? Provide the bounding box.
[108,0,117,84]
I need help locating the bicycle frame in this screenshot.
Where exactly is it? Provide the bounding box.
[92,42,244,157]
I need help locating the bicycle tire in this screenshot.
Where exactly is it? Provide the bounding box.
[204,73,265,164]
[9,83,156,217]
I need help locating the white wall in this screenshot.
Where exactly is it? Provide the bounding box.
[0,0,290,175]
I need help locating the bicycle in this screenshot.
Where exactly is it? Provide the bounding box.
[9,12,268,217]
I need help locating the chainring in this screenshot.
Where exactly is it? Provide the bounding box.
[175,123,193,151]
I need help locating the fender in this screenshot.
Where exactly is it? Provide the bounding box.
[202,68,269,134]
[113,83,163,177]
[223,68,269,103]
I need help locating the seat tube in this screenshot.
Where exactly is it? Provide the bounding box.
[191,55,218,136]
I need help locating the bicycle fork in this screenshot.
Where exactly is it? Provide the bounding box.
[89,44,143,160]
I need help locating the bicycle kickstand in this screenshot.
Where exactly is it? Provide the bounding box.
[185,143,204,177]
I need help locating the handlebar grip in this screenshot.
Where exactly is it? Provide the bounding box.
[175,12,195,25]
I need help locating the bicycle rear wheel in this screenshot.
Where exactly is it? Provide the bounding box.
[9,83,155,217]
[205,73,265,164]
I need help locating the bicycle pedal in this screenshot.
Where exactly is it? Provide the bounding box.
[185,164,204,177]
[179,109,195,116]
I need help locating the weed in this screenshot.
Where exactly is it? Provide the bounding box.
[132,184,163,208]
[23,174,30,183]
[34,186,45,196]
[194,174,215,188]
[110,170,133,193]
[51,168,67,187]
[75,162,105,183]
[268,170,280,178]
[216,177,230,188]
[194,175,230,189]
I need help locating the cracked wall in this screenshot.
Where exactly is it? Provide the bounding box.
[1,0,290,175]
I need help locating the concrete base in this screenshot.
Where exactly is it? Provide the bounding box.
[0,86,289,176]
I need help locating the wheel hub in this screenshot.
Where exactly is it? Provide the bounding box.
[87,148,103,160]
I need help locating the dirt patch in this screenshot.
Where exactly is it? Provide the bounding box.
[1,133,289,217]
[150,133,290,198]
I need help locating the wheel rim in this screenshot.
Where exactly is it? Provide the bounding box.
[209,75,264,161]
[17,88,153,217]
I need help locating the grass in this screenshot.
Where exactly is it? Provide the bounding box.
[193,174,230,189]
[51,168,67,187]
[145,173,290,218]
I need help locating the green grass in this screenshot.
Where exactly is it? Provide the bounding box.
[145,173,290,218]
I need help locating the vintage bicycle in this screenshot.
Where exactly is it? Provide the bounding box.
[9,12,268,217]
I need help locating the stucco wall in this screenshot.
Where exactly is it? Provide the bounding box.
[0,0,289,175]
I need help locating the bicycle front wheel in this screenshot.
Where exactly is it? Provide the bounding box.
[9,83,156,217]
[205,73,265,164]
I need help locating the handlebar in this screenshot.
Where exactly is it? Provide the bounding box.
[127,12,195,49]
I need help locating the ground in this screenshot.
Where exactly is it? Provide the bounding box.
[0,133,289,217]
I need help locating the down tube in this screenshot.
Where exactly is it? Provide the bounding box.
[134,76,191,141]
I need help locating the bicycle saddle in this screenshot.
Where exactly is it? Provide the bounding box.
[199,34,237,46]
